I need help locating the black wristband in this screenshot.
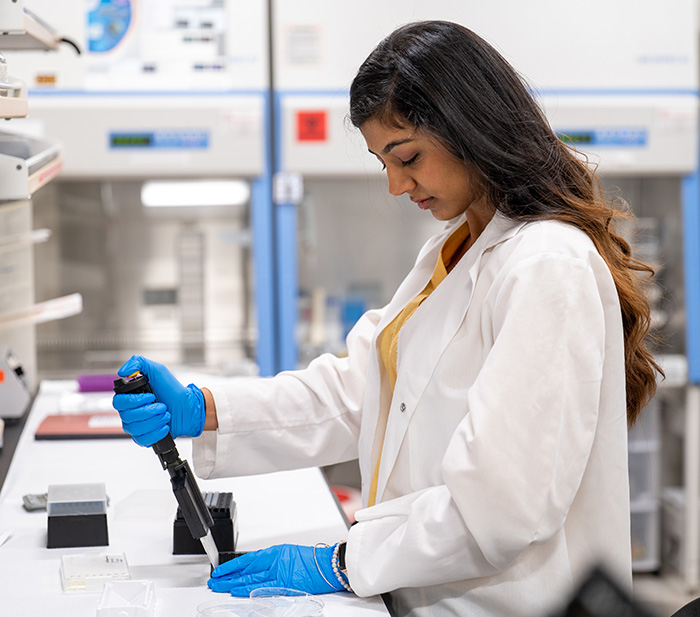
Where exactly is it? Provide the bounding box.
[338,541,347,571]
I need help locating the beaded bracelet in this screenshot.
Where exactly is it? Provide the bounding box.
[313,542,341,591]
[331,542,353,593]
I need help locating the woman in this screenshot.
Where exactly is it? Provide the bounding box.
[113,21,660,616]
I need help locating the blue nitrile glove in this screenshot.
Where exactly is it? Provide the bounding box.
[112,355,205,447]
[208,544,345,596]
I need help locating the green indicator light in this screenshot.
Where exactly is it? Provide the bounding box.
[111,134,153,148]
[558,133,594,145]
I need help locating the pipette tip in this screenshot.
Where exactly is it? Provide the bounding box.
[201,529,220,568]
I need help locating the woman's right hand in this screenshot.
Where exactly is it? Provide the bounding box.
[112,355,205,446]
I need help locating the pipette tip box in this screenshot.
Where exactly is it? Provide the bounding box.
[47,483,109,548]
[173,491,237,555]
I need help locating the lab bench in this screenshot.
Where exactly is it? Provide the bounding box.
[0,399,31,492]
[0,380,388,616]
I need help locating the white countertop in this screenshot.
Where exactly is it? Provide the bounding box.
[0,380,388,616]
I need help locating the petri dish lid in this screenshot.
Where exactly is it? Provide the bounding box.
[196,600,259,617]
[197,589,324,617]
[97,580,155,617]
[249,588,324,617]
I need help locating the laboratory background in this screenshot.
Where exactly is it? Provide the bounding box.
[0,0,698,615]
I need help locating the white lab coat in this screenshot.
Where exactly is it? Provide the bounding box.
[193,211,632,617]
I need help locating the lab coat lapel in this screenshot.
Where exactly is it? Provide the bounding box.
[373,213,525,503]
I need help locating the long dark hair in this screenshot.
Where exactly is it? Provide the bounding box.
[349,20,660,425]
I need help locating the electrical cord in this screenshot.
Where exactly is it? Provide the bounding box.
[59,37,81,55]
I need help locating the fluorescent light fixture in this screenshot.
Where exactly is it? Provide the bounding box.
[141,180,250,208]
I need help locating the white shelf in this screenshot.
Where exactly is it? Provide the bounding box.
[0,77,27,119]
[656,353,688,389]
[0,130,62,200]
[632,557,660,572]
[628,440,660,454]
[0,228,51,253]
[0,293,83,331]
[0,7,60,51]
[631,498,659,513]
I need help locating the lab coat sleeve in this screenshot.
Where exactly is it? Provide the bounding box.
[193,307,385,478]
[346,253,609,595]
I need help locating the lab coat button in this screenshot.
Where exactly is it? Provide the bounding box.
[399,402,406,412]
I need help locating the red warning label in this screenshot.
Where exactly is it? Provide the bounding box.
[297,110,327,142]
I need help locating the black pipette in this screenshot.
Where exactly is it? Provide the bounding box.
[113,373,219,567]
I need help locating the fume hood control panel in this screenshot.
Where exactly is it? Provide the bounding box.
[280,94,698,177]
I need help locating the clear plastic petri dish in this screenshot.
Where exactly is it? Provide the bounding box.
[97,580,155,617]
[249,587,324,617]
[196,599,259,617]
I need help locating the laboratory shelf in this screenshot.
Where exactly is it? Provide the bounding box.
[0,130,62,201]
[0,77,27,118]
[0,228,51,252]
[631,504,660,572]
[628,440,660,454]
[629,400,661,573]
[0,8,60,51]
[27,153,63,196]
[0,293,82,331]
[631,498,660,514]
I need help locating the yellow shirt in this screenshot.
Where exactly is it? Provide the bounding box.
[368,220,471,506]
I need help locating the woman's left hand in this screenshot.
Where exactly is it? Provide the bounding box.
[208,543,345,596]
